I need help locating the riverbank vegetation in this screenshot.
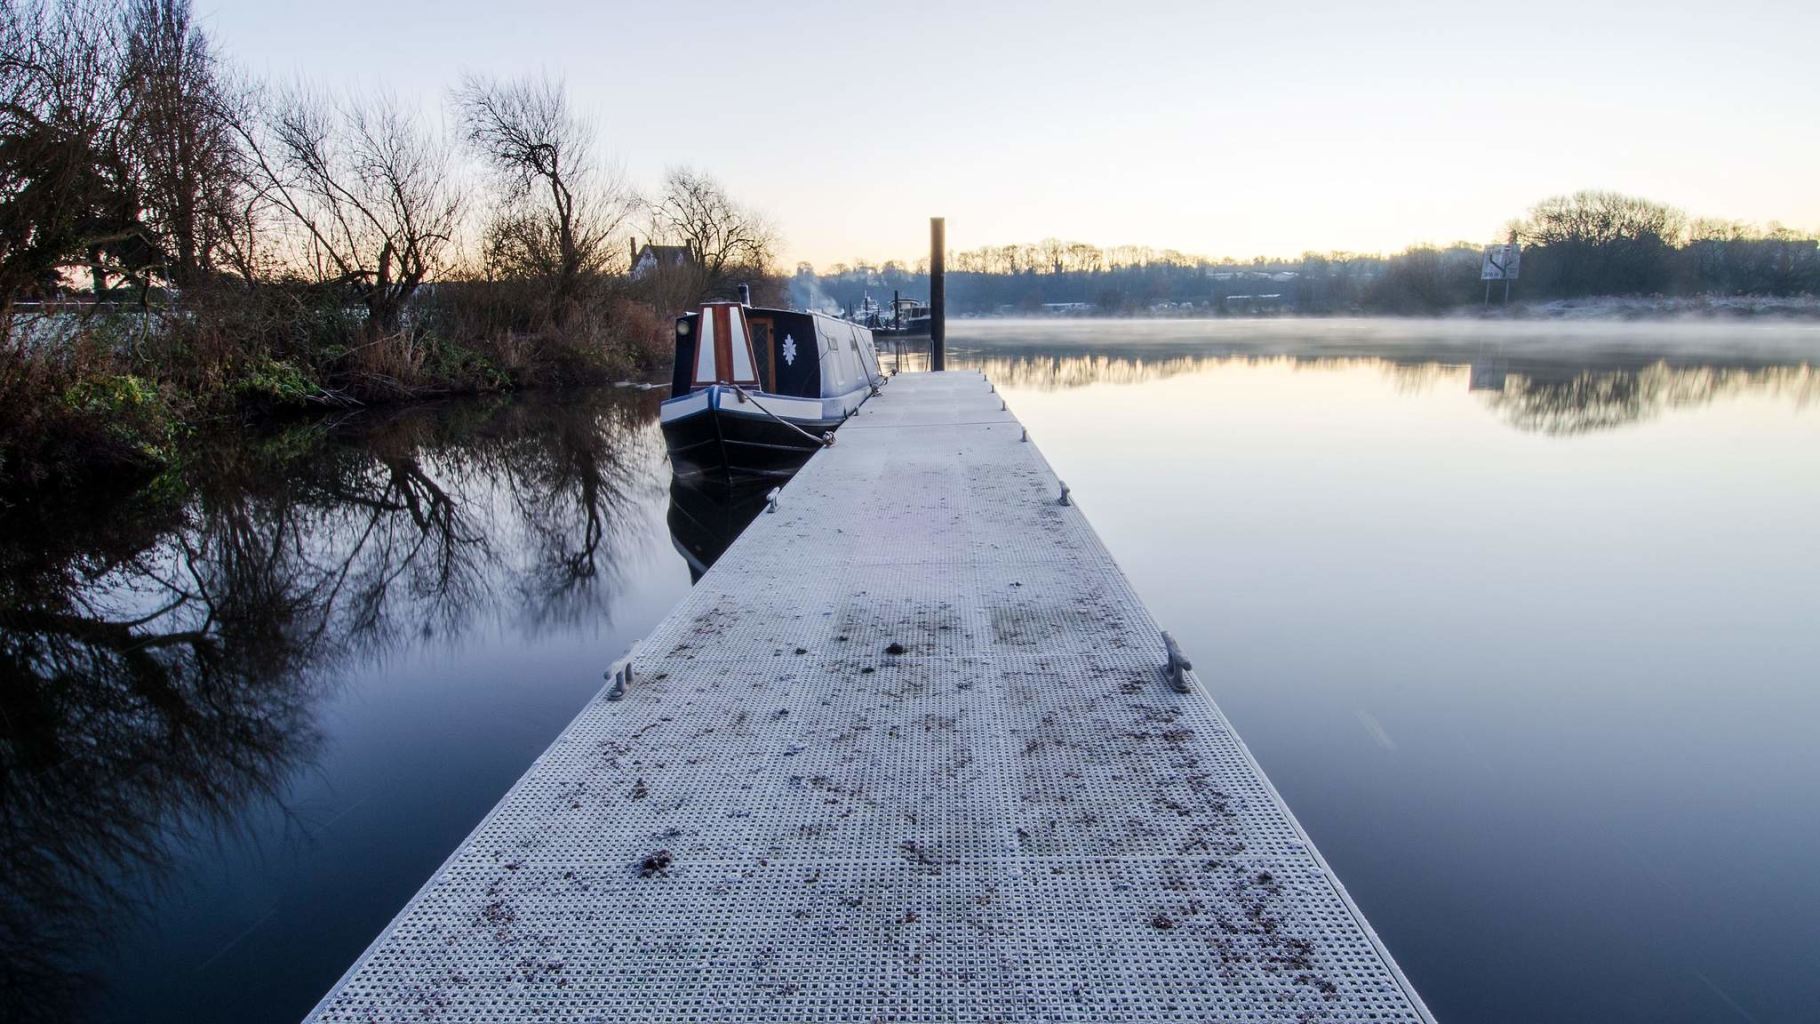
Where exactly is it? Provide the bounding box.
[1,0,776,499]
[799,191,1819,317]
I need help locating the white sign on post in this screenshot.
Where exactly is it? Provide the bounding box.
[1481,243,1522,281]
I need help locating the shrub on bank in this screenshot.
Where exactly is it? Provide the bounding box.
[1,353,178,496]
[234,358,321,411]
[1,276,674,502]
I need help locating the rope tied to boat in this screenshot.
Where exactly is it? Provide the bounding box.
[726,384,837,448]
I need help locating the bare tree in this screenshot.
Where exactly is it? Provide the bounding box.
[1517,190,1687,249]
[646,166,774,297]
[1514,190,1688,296]
[119,0,244,289]
[0,0,158,303]
[249,87,461,361]
[1064,242,1103,273]
[454,73,629,320]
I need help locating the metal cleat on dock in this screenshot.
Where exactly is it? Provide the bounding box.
[1162,631,1194,693]
[603,645,637,701]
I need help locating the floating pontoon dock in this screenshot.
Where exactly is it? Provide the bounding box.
[308,372,1434,1023]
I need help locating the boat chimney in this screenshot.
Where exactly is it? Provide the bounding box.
[738,282,751,307]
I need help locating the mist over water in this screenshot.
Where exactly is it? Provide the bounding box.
[945,314,1820,364]
[1,319,1814,1023]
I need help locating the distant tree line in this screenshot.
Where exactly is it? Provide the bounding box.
[796,191,1819,317]
[1,0,775,493]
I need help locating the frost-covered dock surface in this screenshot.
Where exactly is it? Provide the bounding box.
[309,372,1433,1023]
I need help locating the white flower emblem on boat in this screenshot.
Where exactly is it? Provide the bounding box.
[782,334,797,366]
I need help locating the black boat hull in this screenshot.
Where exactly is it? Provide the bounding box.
[660,403,843,484]
[873,318,931,338]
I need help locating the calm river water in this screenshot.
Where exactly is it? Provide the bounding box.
[2,318,1815,1023]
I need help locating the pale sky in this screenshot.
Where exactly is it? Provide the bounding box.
[202,0,1820,267]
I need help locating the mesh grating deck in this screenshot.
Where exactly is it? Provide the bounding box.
[307,372,1435,1023]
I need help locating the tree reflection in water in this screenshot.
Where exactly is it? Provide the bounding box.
[1483,362,1816,435]
[0,389,666,1021]
[955,349,1814,435]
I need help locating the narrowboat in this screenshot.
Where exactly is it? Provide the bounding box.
[659,296,884,483]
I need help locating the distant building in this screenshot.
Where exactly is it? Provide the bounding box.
[631,240,693,280]
[1222,293,1285,315]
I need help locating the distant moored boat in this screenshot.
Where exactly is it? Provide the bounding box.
[851,291,932,337]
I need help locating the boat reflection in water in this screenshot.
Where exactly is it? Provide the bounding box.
[665,477,774,581]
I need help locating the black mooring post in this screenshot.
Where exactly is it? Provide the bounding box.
[930,216,946,371]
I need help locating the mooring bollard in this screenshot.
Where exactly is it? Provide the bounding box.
[766,487,780,513]
[1162,632,1193,693]
[604,645,637,701]
[930,217,946,371]
[1058,481,1071,506]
